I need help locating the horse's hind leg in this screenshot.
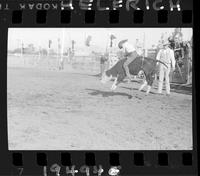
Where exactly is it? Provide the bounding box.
[139,80,147,91]
[146,85,152,94]
[146,78,154,94]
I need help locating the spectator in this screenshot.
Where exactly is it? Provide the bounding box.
[156,40,176,95]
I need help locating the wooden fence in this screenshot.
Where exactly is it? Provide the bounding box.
[7,54,101,74]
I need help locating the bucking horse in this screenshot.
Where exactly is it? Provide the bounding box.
[101,56,168,94]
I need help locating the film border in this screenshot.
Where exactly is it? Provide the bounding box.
[0,0,197,175]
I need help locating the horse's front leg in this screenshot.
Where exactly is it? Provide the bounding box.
[111,77,118,91]
[146,85,152,95]
[111,74,125,91]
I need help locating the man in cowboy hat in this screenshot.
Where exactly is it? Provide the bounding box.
[156,40,176,95]
[118,39,143,82]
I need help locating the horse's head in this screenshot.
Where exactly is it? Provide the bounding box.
[101,70,113,84]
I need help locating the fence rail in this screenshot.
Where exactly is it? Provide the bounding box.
[7,54,101,74]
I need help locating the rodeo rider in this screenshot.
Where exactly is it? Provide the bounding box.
[156,40,176,95]
[118,39,143,83]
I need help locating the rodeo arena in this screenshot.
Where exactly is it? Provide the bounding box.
[7,28,193,150]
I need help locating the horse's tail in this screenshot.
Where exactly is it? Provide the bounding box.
[156,60,168,68]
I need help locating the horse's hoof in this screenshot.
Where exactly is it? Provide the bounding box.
[111,85,117,91]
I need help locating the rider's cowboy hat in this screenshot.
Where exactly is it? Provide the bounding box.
[118,39,128,49]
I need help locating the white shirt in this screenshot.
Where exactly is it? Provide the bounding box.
[122,42,136,53]
[136,48,143,56]
[156,48,176,68]
[135,41,144,56]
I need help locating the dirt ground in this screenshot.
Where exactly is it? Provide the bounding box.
[7,67,193,150]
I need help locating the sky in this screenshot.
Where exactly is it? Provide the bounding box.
[8,28,193,52]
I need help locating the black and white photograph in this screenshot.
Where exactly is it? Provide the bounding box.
[7,28,193,150]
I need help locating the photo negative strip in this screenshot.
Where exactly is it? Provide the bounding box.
[0,0,198,176]
[7,28,193,150]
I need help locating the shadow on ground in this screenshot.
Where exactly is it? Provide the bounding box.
[170,84,192,95]
[120,86,157,95]
[121,81,192,96]
[86,88,133,99]
[82,71,192,96]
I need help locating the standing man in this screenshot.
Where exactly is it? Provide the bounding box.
[156,40,176,95]
[118,39,142,83]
